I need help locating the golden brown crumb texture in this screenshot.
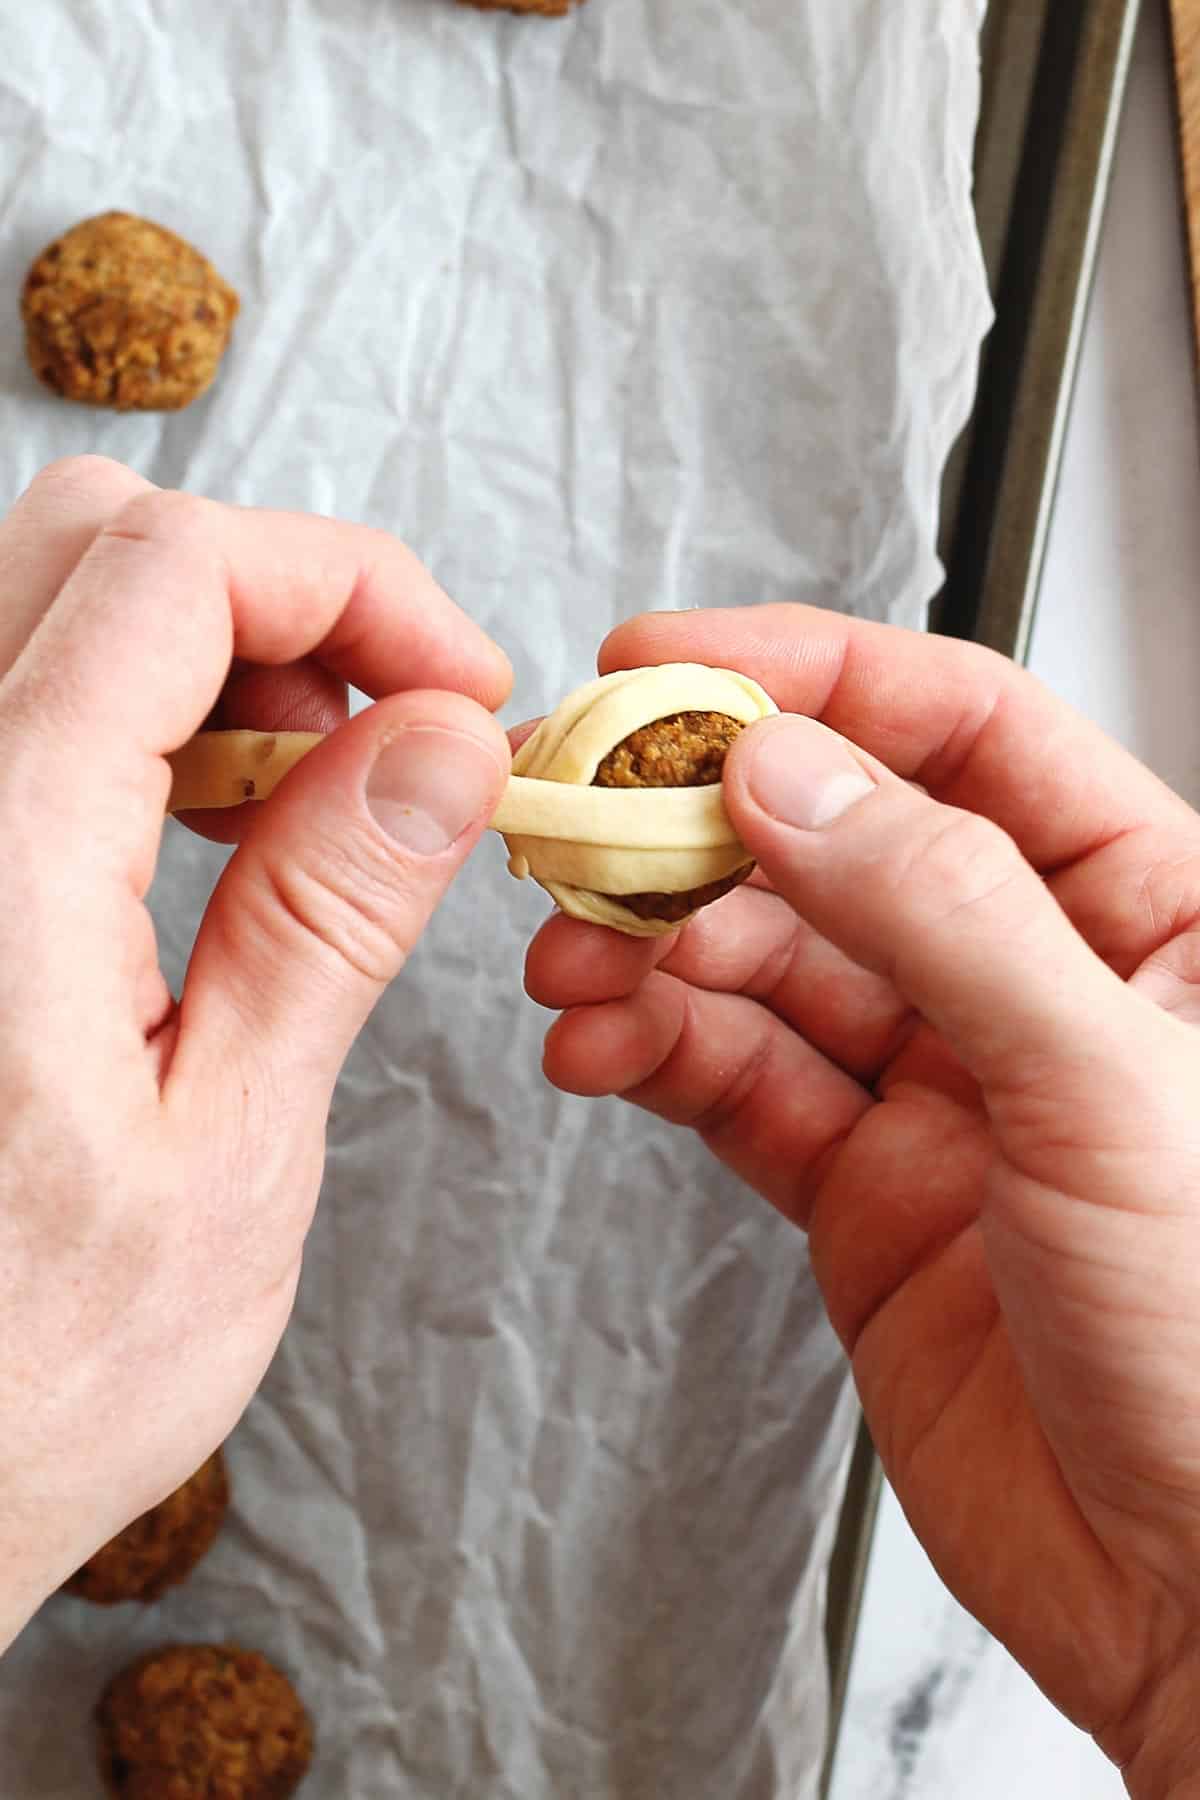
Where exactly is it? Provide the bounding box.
[96,1644,313,1800]
[22,211,239,411]
[594,711,752,920]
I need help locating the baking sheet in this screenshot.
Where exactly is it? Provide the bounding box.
[936,0,1143,658]
[0,2,991,1794]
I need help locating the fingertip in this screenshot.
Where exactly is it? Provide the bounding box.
[478,638,516,714]
[523,918,562,1008]
[507,717,542,755]
[524,912,664,1008]
[19,453,155,514]
[540,1010,575,1086]
[596,610,682,676]
[541,979,684,1099]
[361,692,510,859]
[723,714,878,841]
[541,1007,615,1097]
[377,688,512,763]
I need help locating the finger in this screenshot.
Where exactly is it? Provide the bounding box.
[1048,818,1200,999]
[525,910,669,1006]
[177,657,350,845]
[526,884,913,1083]
[507,718,541,756]
[543,970,871,1224]
[598,605,1194,873]
[215,657,348,735]
[169,690,510,1106]
[0,490,513,877]
[0,455,152,675]
[721,714,1189,1163]
[1129,913,1200,1028]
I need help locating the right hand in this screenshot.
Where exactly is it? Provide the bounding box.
[526,604,1200,1798]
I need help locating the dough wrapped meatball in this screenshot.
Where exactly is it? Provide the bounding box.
[161,662,779,940]
[495,663,778,936]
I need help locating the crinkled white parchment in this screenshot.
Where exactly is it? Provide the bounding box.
[0,1,990,1794]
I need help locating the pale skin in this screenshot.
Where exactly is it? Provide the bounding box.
[526,607,1200,1798]
[0,457,513,1647]
[2,462,1199,1795]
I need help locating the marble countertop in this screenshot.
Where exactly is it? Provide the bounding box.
[827,5,1200,1796]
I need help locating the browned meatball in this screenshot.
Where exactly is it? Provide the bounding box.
[594,711,744,790]
[593,711,753,923]
[96,1644,313,1800]
[63,1450,229,1606]
[22,211,239,411]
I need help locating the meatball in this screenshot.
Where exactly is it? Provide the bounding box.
[593,711,752,922]
[22,211,239,411]
[96,1644,313,1800]
[63,1449,229,1606]
[594,711,744,790]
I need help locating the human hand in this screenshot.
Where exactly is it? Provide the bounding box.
[525,605,1200,1797]
[0,457,511,1649]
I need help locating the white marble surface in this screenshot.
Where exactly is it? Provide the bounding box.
[828,5,1200,1796]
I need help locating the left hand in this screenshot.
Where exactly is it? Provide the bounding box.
[0,456,511,1648]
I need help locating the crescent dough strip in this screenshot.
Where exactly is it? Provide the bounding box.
[489,779,734,847]
[163,662,777,940]
[166,730,325,812]
[166,733,740,854]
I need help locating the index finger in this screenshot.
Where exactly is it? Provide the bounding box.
[175,655,351,845]
[599,604,1193,872]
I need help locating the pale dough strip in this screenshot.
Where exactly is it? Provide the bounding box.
[490,778,734,847]
[164,662,777,939]
[167,734,738,852]
[166,730,325,813]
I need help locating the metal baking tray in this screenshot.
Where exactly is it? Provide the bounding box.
[819,0,1142,1789]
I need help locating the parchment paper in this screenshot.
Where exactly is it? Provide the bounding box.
[0,2,991,1794]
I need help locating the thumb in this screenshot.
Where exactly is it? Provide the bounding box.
[722,713,1164,1105]
[173,690,509,1103]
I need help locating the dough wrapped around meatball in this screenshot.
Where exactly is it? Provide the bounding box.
[492,663,778,937]
[162,662,777,939]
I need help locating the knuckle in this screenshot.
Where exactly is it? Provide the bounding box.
[685,1033,774,1141]
[27,453,144,510]
[893,807,1025,925]
[103,485,218,551]
[359,522,422,576]
[635,987,767,1136]
[957,637,1018,687]
[254,842,413,989]
[1135,851,1200,945]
